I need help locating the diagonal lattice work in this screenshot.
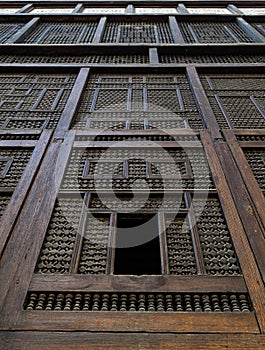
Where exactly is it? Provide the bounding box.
[73,74,203,130]
[200,74,265,129]
[179,21,253,43]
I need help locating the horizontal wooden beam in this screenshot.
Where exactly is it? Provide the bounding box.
[29,274,247,293]
[15,311,259,333]
[1,332,265,350]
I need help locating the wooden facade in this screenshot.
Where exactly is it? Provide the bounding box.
[0,1,264,349]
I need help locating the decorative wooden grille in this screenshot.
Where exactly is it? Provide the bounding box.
[179,21,253,43]
[244,150,265,192]
[0,22,23,43]
[0,54,149,64]
[0,73,76,129]
[73,74,202,130]
[24,22,97,44]
[102,21,173,43]
[24,292,252,312]
[160,54,265,64]
[200,74,265,129]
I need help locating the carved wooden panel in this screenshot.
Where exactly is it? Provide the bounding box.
[0,73,76,129]
[73,74,203,130]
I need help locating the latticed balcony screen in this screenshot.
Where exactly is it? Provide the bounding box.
[0,22,23,43]
[73,74,203,130]
[102,21,173,43]
[200,74,265,129]
[24,22,98,44]
[179,21,253,43]
[0,73,76,129]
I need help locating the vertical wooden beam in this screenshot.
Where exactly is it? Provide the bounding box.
[73,3,84,14]
[17,3,33,13]
[185,193,207,275]
[149,48,159,64]
[92,17,107,44]
[201,130,265,333]
[6,18,40,44]
[0,132,76,327]
[178,4,189,14]
[186,67,222,140]
[224,130,265,231]
[228,5,244,15]
[158,212,169,275]
[69,194,89,274]
[236,18,265,43]
[0,130,53,258]
[106,212,117,274]
[55,68,90,138]
[126,5,134,14]
[169,16,185,43]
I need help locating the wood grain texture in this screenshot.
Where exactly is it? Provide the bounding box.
[0,332,265,350]
[55,68,90,138]
[15,311,259,333]
[186,67,221,139]
[224,130,265,232]
[0,132,75,328]
[1,332,265,350]
[29,274,247,293]
[0,130,52,257]
[201,130,265,333]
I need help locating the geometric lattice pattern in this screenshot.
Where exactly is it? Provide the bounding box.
[73,74,203,130]
[24,292,252,312]
[0,73,76,129]
[0,22,23,43]
[179,21,253,43]
[244,150,265,192]
[102,21,174,43]
[0,148,32,188]
[24,22,97,44]
[62,148,214,191]
[200,74,265,129]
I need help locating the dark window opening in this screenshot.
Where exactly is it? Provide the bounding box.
[114,214,161,275]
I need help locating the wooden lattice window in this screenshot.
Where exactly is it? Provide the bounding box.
[24,21,98,44]
[179,21,253,43]
[0,131,264,335]
[73,74,202,130]
[0,22,23,43]
[0,73,76,129]
[200,74,265,129]
[102,21,173,43]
